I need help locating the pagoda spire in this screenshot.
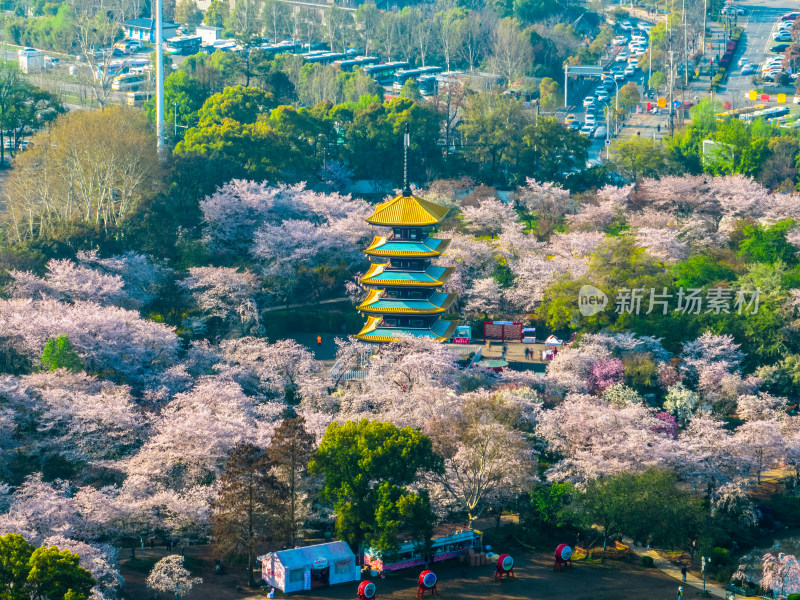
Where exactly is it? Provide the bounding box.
[403,123,411,197]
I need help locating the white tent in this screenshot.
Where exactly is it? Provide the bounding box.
[259,541,359,593]
[544,335,563,346]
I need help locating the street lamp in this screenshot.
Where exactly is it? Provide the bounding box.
[701,556,707,594]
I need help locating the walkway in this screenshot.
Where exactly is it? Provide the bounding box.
[622,538,759,599]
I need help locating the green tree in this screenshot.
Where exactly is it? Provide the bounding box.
[372,484,435,557]
[460,92,529,185]
[399,78,421,100]
[212,443,286,588]
[517,116,589,184]
[267,416,316,548]
[309,420,442,550]
[0,533,35,600]
[527,483,574,535]
[25,545,95,600]
[195,85,274,127]
[647,70,666,93]
[574,472,636,550]
[538,77,560,109]
[611,137,669,180]
[145,70,208,138]
[618,81,640,112]
[737,219,798,266]
[175,0,203,31]
[204,0,229,28]
[40,336,83,373]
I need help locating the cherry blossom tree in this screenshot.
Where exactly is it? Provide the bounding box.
[535,395,675,483]
[123,375,282,490]
[760,552,800,596]
[426,391,536,525]
[514,179,576,237]
[219,337,320,401]
[737,392,786,421]
[461,198,518,238]
[76,250,167,308]
[587,358,624,394]
[674,414,742,492]
[462,277,504,316]
[0,299,179,386]
[9,260,130,308]
[710,480,759,528]
[146,555,202,599]
[180,267,260,326]
[634,228,689,263]
[733,419,785,484]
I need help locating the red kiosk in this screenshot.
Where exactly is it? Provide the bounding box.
[416,571,438,598]
[358,581,376,600]
[553,544,573,572]
[494,554,514,581]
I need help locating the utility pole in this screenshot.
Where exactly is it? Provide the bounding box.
[669,48,675,135]
[683,0,689,87]
[702,0,708,58]
[156,0,165,155]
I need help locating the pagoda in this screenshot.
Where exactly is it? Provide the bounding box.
[354,127,459,343]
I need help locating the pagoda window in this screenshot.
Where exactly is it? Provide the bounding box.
[412,319,425,328]
[385,289,400,298]
[409,229,419,240]
[409,291,424,299]
[384,318,398,326]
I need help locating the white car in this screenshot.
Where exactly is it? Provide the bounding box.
[593,125,607,139]
[624,64,636,76]
[613,36,628,46]
[584,113,597,124]
[774,34,793,42]
[583,96,596,107]
[620,20,633,30]
[580,124,596,136]
[596,90,611,102]
[615,51,629,62]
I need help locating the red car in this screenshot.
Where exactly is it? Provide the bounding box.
[781,12,799,21]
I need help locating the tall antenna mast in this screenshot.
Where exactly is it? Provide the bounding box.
[155,0,164,156]
[402,123,411,196]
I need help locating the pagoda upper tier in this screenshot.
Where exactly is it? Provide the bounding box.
[354,192,458,344]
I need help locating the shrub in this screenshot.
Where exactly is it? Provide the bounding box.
[641,556,654,568]
[786,593,800,600]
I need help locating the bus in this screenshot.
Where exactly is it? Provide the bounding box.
[333,56,379,72]
[714,105,765,121]
[418,75,439,97]
[392,66,443,90]
[164,35,202,55]
[364,61,409,84]
[259,40,302,57]
[126,91,153,107]
[740,106,790,122]
[301,51,346,64]
[112,73,147,91]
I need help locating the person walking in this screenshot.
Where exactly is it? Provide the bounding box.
[681,566,687,582]
[677,585,684,600]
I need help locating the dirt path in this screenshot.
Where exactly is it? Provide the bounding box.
[119,544,690,600]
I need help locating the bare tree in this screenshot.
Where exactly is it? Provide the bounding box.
[69,0,135,107]
[458,10,491,72]
[490,17,531,84]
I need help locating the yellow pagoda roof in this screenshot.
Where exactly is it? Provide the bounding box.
[360,263,454,287]
[354,316,459,343]
[357,290,457,314]
[364,236,451,258]
[366,194,449,227]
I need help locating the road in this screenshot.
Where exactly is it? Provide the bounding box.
[688,0,798,107]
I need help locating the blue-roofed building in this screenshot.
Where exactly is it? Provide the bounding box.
[355,191,459,343]
[258,541,359,593]
[123,18,180,43]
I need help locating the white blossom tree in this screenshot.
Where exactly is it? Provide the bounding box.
[146,555,202,599]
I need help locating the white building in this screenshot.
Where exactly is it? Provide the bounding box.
[259,541,359,594]
[18,48,44,74]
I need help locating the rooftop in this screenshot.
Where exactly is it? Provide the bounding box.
[366,194,449,227]
[364,236,450,258]
[360,264,453,287]
[357,290,456,314]
[354,317,459,343]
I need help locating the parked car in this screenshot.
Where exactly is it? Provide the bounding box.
[773,34,793,42]
[781,12,799,21]
[771,43,790,53]
[126,40,144,52]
